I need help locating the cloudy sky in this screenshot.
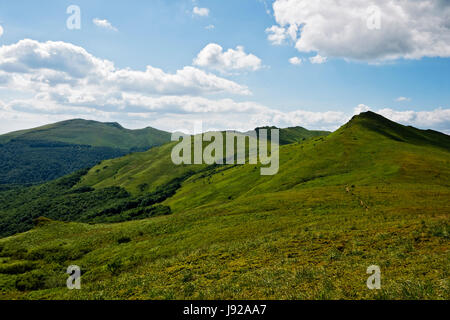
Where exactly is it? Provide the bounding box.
[0,0,449,134]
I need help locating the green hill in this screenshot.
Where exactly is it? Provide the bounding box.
[255,126,329,145]
[0,119,171,150]
[0,112,448,300]
[0,119,171,185]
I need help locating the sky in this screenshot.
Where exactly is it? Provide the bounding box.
[0,0,449,134]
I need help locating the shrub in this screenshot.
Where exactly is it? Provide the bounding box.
[70,186,94,194]
[33,216,53,227]
[117,236,131,244]
[15,270,47,291]
[106,259,123,276]
[0,261,35,274]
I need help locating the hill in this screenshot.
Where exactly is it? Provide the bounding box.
[0,119,171,185]
[0,119,171,150]
[254,126,329,145]
[0,112,448,299]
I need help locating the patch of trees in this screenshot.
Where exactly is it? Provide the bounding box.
[0,168,187,238]
[0,140,129,185]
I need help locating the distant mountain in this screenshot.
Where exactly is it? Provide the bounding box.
[0,111,448,299]
[254,126,330,145]
[0,119,171,185]
[0,119,171,150]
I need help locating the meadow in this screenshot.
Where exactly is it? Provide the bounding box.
[0,112,448,299]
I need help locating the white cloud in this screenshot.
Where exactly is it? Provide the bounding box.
[265,25,288,45]
[289,57,302,65]
[377,108,450,132]
[0,39,250,96]
[309,54,327,64]
[93,18,118,31]
[193,43,262,73]
[270,0,450,62]
[396,97,411,102]
[0,94,347,134]
[205,24,215,30]
[193,7,209,17]
[1,90,448,135]
[353,104,450,133]
[354,104,371,115]
[0,25,3,37]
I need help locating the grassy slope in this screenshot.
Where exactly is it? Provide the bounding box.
[78,142,207,195]
[0,119,171,150]
[0,112,449,299]
[77,126,329,195]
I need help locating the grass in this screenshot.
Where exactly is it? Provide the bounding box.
[0,119,171,150]
[0,112,448,300]
[0,184,447,299]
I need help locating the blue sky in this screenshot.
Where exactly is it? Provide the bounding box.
[0,0,449,133]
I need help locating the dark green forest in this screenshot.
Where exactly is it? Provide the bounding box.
[0,168,192,237]
[0,140,130,185]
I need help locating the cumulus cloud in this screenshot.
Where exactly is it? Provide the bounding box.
[353,104,450,133]
[396,96,411,102]
[269,0,450,62]
[0,25,3,37]
[205,24,215,30]
[309,54,327,64]
[193,7,209,17]
[93,18,118,31]
[354,104,371,115]
[0,95,347,134]
[0,39,250,96]
[377,108,450,133]
[289,57,302,65]
[265,26,288,45]
[265,24,298,46]
[193,43,262,73]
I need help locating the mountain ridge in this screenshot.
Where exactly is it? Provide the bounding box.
[0,119,171,150]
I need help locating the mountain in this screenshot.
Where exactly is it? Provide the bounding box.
[0,119,171,150]
[0,112,448,299]
[254,126,329,145]
[0,119,171,185]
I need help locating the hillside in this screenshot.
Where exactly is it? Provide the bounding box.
[0,119,171,150]
[0,120,171,185]
[0,112,448,299]
[254,126,329,145]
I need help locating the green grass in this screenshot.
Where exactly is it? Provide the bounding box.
[0,119,171,150]
[0,112,448,300]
